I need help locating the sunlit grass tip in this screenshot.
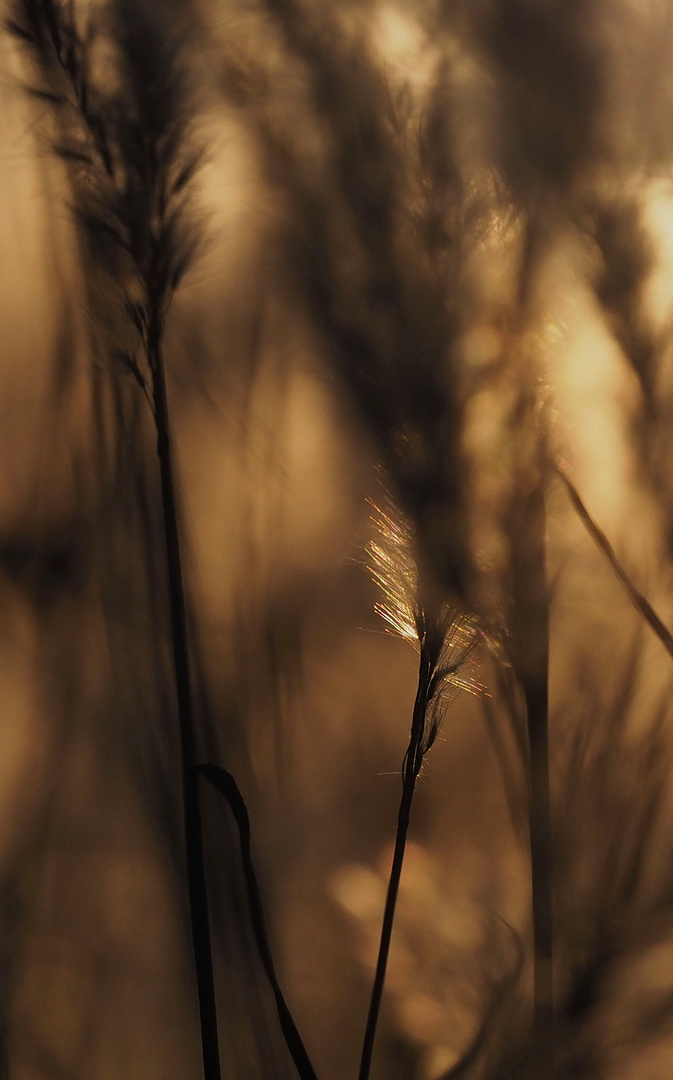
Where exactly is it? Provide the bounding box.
[367,496,482,748]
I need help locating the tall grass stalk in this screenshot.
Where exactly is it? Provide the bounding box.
[149,316,221,1080]
[357,641,432,1080]
[7,4,220,1076]
[510,436,553,1070]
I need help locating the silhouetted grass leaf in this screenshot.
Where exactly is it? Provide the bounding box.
[557,464,673,660]
[198,764,319,1080]
[24,85,67,105]
[55,143,93,165]
[5,16,35,43]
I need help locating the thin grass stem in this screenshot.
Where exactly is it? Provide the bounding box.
[147,322,221,1080]
[357,646,432,1080]
[512,470,554,1073]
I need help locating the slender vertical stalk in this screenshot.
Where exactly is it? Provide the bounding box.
[147,317,221,1080]
[357,648,432,1080]
[524,665,553,1058]
[511,466,554,1073]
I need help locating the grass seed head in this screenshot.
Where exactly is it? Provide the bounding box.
[367,495,481,758]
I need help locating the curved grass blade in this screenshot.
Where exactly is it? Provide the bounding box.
[197,764,319,1080]
[556,464,673,659]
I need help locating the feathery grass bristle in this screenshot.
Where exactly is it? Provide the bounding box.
[367,496,481,757]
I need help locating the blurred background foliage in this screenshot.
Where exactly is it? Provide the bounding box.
[3,0,673,1078]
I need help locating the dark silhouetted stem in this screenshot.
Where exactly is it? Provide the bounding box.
[525,668,553,1056]
[357,649,432,1080]
[148,317,221,1080]
[556,465,673,660]
[512,465,554,1073]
